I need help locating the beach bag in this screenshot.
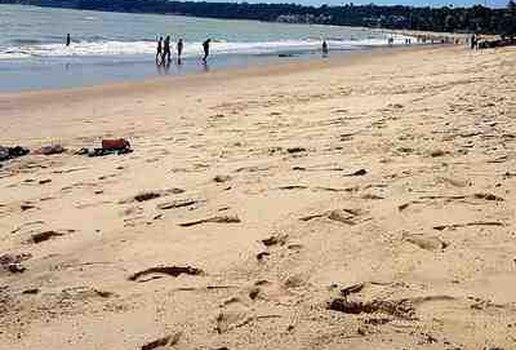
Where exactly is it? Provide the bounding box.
[102,139,130,150]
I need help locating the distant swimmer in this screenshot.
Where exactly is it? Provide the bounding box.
[322,40,328,56]
[177,38,183,64]
[202,38,211,62]
[66,33,71,47]
[163,35,171,63]
[156,36,163,64]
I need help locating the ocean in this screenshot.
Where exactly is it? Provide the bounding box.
[0,4,412,91]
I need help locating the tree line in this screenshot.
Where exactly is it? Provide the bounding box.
[2,0,515,36]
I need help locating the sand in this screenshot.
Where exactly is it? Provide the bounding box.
[1,45,515,350]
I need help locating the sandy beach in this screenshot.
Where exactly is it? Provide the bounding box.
[1,45,515,349]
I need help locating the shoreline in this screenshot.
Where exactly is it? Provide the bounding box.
[1,44,515,349]
[0,44,420,94]
[0,47,398,93]
[1,44,435,101]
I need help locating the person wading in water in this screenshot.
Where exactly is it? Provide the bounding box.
[322,39,328,56]
[162,35,171,63]
[177,38,184,64]
[202,38,211,63]
[156,36,163,64]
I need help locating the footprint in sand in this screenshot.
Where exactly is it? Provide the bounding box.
[403,233,448,251]
[217,283,282,334]
[300,208,367,226]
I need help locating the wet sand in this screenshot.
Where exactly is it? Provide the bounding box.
[1,45,515,349]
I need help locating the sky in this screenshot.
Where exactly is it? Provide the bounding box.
[202,0,508,8]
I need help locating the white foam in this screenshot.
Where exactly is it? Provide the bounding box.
[0,34,415,60]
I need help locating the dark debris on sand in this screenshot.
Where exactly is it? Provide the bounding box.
[340,283,365,297]
[344,168,367,176]
[327,298,416,319]
[286,147,306,154]
[214,175,231,183]
[30,230,66,244]
[128,266,204,282]
[22,288,40,295]
[157,199,199,210]
[0,146,30,162]
[141,332,181,350]
[256,251,271,261]
[178,215,241,227]
[261,234,288,247]
[0,253,32,274]
[134,192,162,202]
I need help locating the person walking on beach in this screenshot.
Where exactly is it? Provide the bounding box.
[163,35,171,63]
[177,38,183,64]
[156,36,163,64]
[470,33,477,50]
[66,33,71,47]
[202,38,211,62]
[322,39,328,56]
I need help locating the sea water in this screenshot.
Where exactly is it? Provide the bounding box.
[0,4,412,91]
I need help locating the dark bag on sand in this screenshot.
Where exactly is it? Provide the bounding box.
[0,146,9,161]
[0,146,30,161]
[102,139,130,150]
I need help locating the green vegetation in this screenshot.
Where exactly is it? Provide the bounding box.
[2,0,515,35]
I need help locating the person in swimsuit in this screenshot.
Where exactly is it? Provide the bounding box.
[156,36,163,64]
[177,38,184,64]
[202,38,211,62]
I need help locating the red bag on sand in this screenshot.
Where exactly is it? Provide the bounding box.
[101,139,130,150]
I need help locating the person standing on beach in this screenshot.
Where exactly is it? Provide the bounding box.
[163,35,171,63]
[470,34,477,50]
[66,33,71,47]
[202,38,211,62]
[156,36,163,64]
[177,38,183,64]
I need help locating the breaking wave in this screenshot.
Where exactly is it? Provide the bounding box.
[0,35,411,60]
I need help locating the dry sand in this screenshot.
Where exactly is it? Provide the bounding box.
[0,45,515,350]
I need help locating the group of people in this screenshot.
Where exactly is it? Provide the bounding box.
[65,33,211,65]
[156,36,211,65]
[64,33,332,66]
